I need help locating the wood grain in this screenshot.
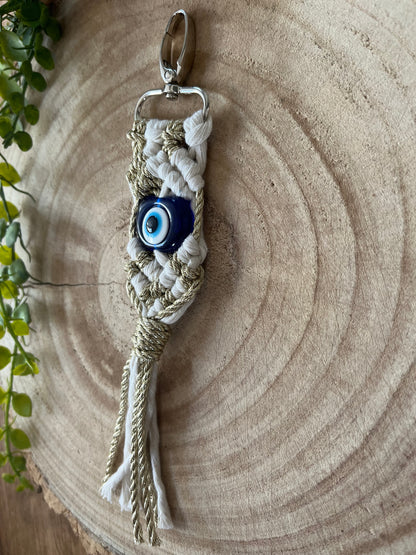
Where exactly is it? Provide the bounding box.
[2,0,416,553]
[0,456,88,555]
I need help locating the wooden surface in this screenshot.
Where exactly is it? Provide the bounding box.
[2,0,416,553]
[0,457,88,555]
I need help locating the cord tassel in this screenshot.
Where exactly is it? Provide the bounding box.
[130,318,170,544]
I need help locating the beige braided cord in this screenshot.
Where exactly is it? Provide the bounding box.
[192,188,204,241]
[102,355,132,483]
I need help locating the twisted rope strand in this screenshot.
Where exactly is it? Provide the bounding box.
[129,372,145,544]
[192,188,204,241]
[129,359,153,544]
[103,355,132,483]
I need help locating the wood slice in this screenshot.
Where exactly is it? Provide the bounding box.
[3,0,416,553]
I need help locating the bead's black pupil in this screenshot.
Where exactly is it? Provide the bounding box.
[146,215,158,233]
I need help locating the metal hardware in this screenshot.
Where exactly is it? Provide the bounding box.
[134,9,209,121]
[159,9,195,88]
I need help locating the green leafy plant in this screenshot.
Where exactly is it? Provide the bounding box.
[0,0,61,491]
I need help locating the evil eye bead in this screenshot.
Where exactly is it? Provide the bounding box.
[136,195,194,253]
[142,206,170,246]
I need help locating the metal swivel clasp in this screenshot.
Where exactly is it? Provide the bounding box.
[134,9,210,121]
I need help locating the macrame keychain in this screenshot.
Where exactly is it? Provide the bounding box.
[100,9,212,546]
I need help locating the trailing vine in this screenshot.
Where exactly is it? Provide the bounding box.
[0,0,61,491]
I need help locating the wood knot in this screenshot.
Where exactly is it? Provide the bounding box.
[132,317,170,361]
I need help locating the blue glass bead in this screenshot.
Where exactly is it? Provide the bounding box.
[136,195,194,253]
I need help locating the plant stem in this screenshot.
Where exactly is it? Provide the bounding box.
[0,184,12,222]
[3,345,20,478]
[0,292,29,363]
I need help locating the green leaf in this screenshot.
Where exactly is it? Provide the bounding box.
[0,327,5,339]
[13,354,39,376]
[0,1,22,17]
[28,71,47,92]
[0,30,28,62]
[2,472,15,483]
[0,386,7,404]
[20,60,32,80]
[21,26,33,47]
[13,363,31,376]
[13,131,32,152]
[17,476,33,491]
[0,117,12,138]
[30,360,39,375]
[0,346,11,369]
[34,32,43,51]
[39,4,49,27]
[10,428,31,450]
[0,245,14,265]
[18,18,40,30]
[0,280,19,299]
[0,219,7,240]
[5,221,20,247]
[0,201,19,221]
[35,46,54,70]
[11,319,29,336]
[12,393,32,417]
[8,91,24,114]
[23,104,39,125]
[11,455,26,472]
[0,65,22,102]
[0,162,20,186]
[0,452,6,467]
[13,353,24,365]
[9,259,29,285]
[45,18,62,42]
[0,200,19,221]
[13,302,31,324]
[3,303,12,317]
[19,2,41,22]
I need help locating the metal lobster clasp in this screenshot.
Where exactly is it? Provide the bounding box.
[134,9,209,121]
[159,9,195,92]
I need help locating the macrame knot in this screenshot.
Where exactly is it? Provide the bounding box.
[184,109,213,147]
[132,317,170,362]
